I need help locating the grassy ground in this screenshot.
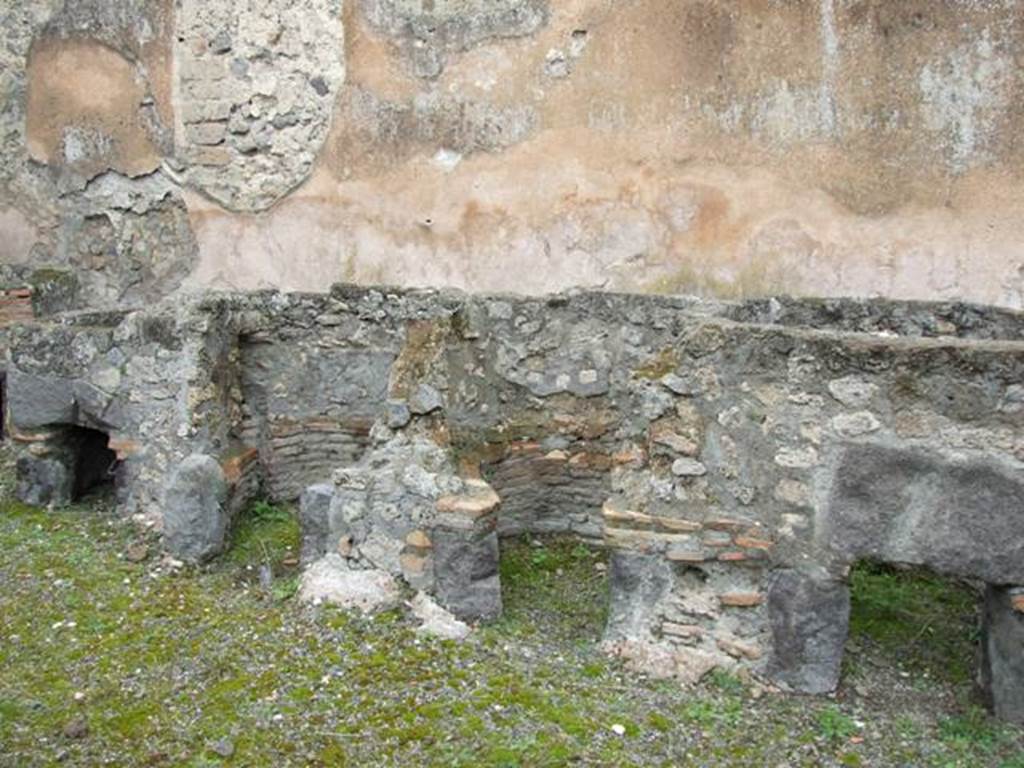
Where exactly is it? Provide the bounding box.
[1,447,1023,766]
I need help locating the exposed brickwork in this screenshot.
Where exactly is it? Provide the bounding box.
[0,288,33,327]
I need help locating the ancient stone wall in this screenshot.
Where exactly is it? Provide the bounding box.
[5,285,1023,717]
[3,2,1024,308]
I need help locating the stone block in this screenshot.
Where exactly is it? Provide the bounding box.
[435,480,500,521]
[716,635,763,660]
[298,555,400,613]
[831,411,881,438]
[16,454,72,507]
[7,371,75,430]
[671,458,707,477]
[720,591,764,607]
[827,377,878,408]
[299,483,334,563]
[980,585,1024,724]
[605,551,673,643]
[385,400,411,428]
[409,384,444,415]
[765,568,849,694]
[187,122,228,146]
[191,147,233,167]
[163,454,229,563]
[824,443,1024,584]
[430,526,502,621]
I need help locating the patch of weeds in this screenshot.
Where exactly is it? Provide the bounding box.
[681,699,713,727]
[849,561,979,684]
[225,499,300,571]
[648,711,672,733]
[816,705,858,743]
[271,574,299,602]
[251,499,291,522]
[895,714,921,739]
[939,706,1001,751]
[492,535,609,643]
[707,669,745,695]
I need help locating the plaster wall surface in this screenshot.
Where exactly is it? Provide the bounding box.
[1,1,1023,307]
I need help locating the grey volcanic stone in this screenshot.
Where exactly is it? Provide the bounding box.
[671,458,707,477]
[16,455,72,507]
[163,454,229,563]
[299,483,334,563]
[765,568,850,694]
[605,551,673,643]
[385,399,412,428]
[409,384,443,415]
[431,527,501,621]
[7,371,76,429]
[980,586,1024,724]
[824,443,1024,584]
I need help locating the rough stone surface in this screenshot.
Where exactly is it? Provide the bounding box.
[362,0,548,78]
[3,0,1021,719]
[604,552,673,646]
[298,554,400,613]
[823,444,1024,585]
[981,585,1024,724]
[5,284,1024,719]
[298,483,334,564]
[410,591,472,640]
[15,454,71,507]
[385,400,412,429]
[408,383,444,415]
[431,526,502,622]
[172,0,346,210]
[4,2,1024,306]
[765,569,850,695]
[7,371,76,429]
[162,454,230,563]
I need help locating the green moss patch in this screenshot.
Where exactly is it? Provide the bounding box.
[1,446,1022,767]
[848,561,979,685]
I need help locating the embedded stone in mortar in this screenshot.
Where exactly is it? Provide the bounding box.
[173,0,345,211]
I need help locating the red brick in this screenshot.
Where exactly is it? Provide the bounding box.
[735,535,773,551]
[717,551,748,563]
[221,447,258,485]
[720,592,764,607]
[716,636,763,660]
[666,549,709,563]
[705,518,749,532]
[108,438,142,459]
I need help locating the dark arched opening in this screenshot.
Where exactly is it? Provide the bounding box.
[68,425,119,501]
[15,424,120,507]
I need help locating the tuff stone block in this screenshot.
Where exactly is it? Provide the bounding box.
[430,526,502,622]
[299,483,334,564]
[163,454,230,563]
[980,585,1024,724]
[824,444,1024,585]
[765,568,850,694]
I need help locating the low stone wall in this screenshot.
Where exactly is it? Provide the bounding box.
[3,284,1023,720]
